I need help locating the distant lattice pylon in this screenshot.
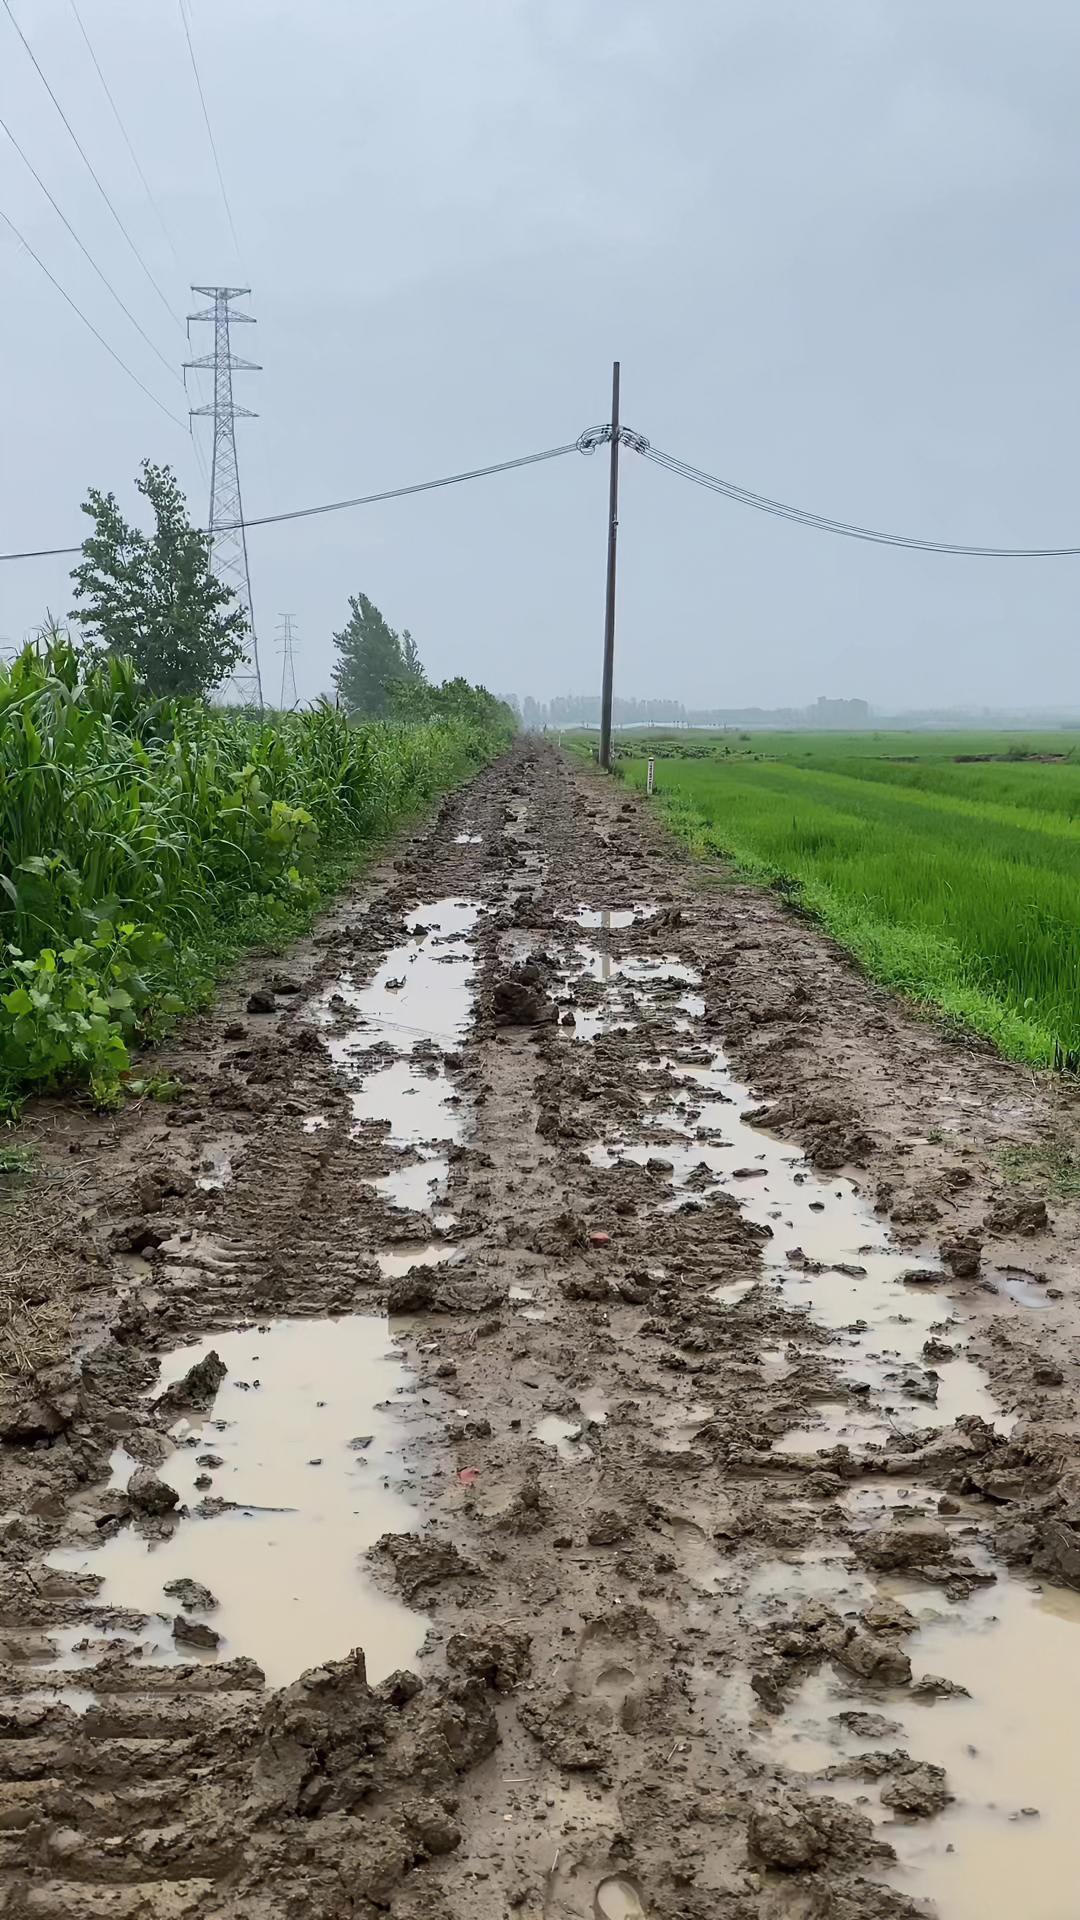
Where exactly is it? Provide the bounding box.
[184,285,263,707]
[277,612,299,709]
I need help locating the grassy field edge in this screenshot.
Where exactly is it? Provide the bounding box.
[628,779,1054,1067]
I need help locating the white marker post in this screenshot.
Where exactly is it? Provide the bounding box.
[646,758,656,796]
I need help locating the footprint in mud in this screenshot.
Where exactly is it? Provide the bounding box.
[594,1877,648,1920]
[593,1662,637,1709]
[573,1611,657,1733]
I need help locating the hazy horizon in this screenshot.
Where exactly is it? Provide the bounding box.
[3,1,1079,712]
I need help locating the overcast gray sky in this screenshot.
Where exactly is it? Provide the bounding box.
[2,0,1078,711]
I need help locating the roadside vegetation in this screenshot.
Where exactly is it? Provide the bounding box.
[569,728,1080,1070]
[0,467,513,1111]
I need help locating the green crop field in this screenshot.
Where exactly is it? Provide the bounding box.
[0,639,511,1109]
[590,729,1080,1068]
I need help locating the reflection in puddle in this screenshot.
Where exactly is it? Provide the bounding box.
[195,1143,233,1191]
[595,1876,648,1920]
[997,1268,1052,1309]
[316,899,479,1214]
[535,1415,591,1460]
[322,899,478,1058]
[22,1685,96,1715]
[376,1243,456,1279]
[568,904,657,929]
[49,1318,426,1687]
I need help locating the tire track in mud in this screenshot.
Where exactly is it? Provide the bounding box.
[2,743,1080,1920]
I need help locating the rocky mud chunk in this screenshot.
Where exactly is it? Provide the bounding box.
[493,964,556,1025]
[940,1232,982,1278]
[250,1646,498,1841]
[386,1272,503,1315]
[857,1518,951,1570]
[1034,1361,1065,1387]
[157,1348,227,1413]
[984,1195,1050,1236]
[861,1596,917,1635]
[832,1710,903,1740]
[1030,1517,1080,1587]
[164,1577,218,1611]
[376,1530,477,1600]
[0,1365,79,1444]
[586,1507,633,1546]
[494,1476,554,1535]
[125,1466,179,1515]
[911,1674,970,1699]
[173,1613,221,1650]
[446,1625,531,1692]
[880,1760,952,1817]
[833,1626,912,1687]
[399,1798,460,1857]
[747,1789,884,1870]
[519,1693,611,1770]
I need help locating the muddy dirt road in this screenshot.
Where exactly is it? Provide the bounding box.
[4,740,1080,1920]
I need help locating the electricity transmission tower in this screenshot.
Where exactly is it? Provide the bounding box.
[184,285,264,708]
[277,613,299,709]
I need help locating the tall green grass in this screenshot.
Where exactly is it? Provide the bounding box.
[621,752,1080,1068]
[0,639,507,1105]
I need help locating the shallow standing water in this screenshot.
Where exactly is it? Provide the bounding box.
[567,913,1080,1920]
[51,1316,426,1687]
[317,898,479,1212]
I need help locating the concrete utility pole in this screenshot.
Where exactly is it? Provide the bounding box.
[185,285,264,709]
[598,359,621,769]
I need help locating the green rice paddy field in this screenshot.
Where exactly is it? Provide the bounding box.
[606,730,1080,1067]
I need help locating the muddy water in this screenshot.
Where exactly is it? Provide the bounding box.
[317,898,479,1211]
[568,920,1080,1919]
[606,1044,1001,1450]
[50,1316,426,1687]
[594,1877,648,1919]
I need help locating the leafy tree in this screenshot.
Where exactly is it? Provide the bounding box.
[331,594,424,716]
[389,673,516,734]
[70,461,246,699]
[400,628,424,681]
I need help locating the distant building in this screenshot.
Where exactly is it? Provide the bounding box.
[812,696,871,728]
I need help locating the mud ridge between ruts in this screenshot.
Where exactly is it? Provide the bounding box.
[2,740,1080,1920]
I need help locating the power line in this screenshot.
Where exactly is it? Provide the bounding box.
[229,441,582,531]
[177,0,242,263]
[0,112,182,385]
[1,0,181,329]
[4,424,1080,566]
[0,439,582,562]
[67,0,184,277]
[0,204,188,431]
[638,442,1080,558]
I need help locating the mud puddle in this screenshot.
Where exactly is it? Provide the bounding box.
[50,1316,427,1687]
[754,1562,1080,1920]
[594,1877,648,1919]
[621,1045,1000,1449]
[317,898,478,1211]
[567,904,657,929]
[569,910,1080,1917]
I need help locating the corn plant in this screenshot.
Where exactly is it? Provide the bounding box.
[0,638,509,1107]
